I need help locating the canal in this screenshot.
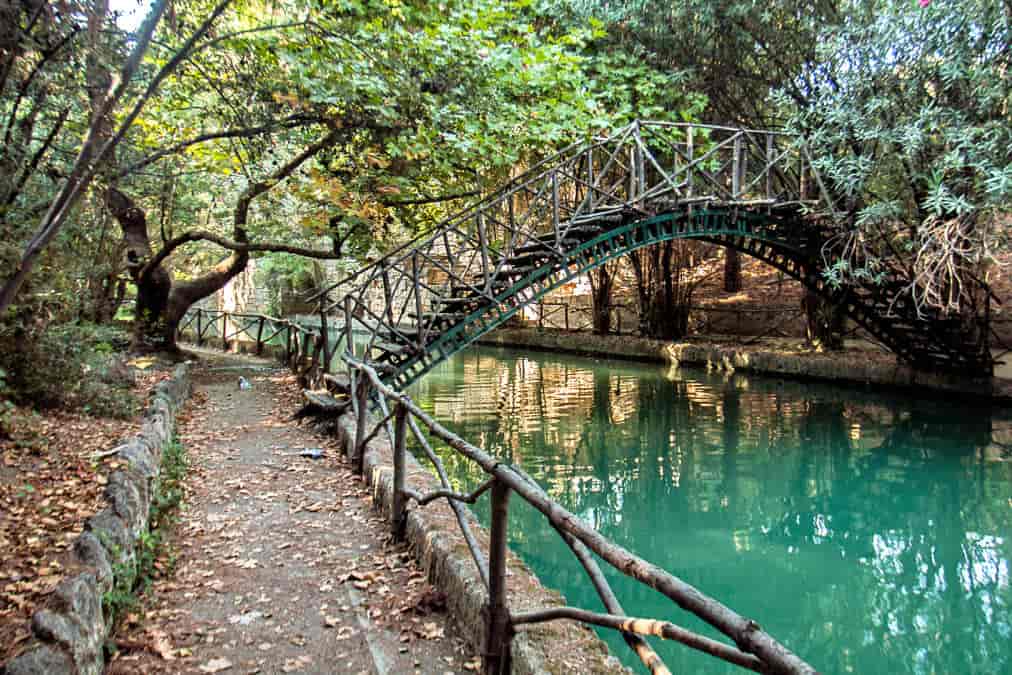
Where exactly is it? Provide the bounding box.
[408,344,1012,674]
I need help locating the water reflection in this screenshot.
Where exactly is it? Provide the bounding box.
[410,346,1012,674]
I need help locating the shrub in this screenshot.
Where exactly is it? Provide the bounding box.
[0,319,138,417]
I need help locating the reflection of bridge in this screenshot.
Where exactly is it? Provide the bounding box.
[323,121,991,388]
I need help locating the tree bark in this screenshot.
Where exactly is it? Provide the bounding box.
[588,263,616,335]
[106,129,339,353]
[630,242,694,340]
[724,247,742,293]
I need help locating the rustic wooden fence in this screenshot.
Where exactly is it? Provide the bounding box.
[177,308,340,385]
[179,306,816,675]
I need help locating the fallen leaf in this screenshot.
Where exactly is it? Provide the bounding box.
[198,657,233,673]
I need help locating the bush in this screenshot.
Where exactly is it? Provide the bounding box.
[0,318,138,418]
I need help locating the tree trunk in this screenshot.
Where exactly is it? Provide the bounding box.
[723,247,742,293]
[106,187,247,354]
[588,263,616,335]
[629,242,694,340]
[802,290,844,351]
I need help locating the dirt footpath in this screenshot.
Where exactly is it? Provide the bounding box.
[108,350,477,674]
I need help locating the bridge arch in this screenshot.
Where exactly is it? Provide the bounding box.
[329,121,990,387]
[377,207,915,390]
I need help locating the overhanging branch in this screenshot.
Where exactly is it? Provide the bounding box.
[142,230,344,272]
[111,114,322,180]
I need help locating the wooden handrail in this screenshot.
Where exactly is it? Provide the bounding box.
[177,306,817,675]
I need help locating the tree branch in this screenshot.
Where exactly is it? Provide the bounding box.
[142,230,343,269]
[111,115,321,180]
[140,128,343,279]
[4,107,70,207]
[0,0,232,314]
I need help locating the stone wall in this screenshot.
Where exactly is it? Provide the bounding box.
[478,328,1012,402]
[3,366,191,675]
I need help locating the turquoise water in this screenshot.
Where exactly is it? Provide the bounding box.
[409,345,1012,674]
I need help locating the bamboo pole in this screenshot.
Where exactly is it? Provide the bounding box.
[353,377,371,475]
[509,465,670,675]
[320,303,331,374]
[406,415,490,588]
[255,316,265,355]
[512,608,761,672]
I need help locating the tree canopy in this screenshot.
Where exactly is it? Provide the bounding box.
[0,0,1009,357]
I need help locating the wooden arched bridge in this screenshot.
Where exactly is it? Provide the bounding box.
[322,121,992,388]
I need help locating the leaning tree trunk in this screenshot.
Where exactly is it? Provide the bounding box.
[106,188,248,353]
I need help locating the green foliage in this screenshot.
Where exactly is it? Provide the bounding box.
[103,438,187,624]
[782,0,1011,307]
[255,254,328,316]
[0,320,137,417]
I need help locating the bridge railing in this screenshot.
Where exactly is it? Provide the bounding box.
[311,121,837,379]
[178,306,817,674]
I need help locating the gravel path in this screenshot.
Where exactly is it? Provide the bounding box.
[107,350,476,675]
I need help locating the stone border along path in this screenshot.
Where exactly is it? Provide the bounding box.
[4,365,191,675]
[101,349,480,675]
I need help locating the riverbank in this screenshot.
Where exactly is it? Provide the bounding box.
[478,328,1012,403]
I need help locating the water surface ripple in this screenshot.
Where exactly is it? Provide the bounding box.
[409,345,1012,674]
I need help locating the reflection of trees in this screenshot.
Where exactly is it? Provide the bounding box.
[412,347,1012,675]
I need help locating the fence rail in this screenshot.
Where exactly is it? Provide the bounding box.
[179,306,816,675]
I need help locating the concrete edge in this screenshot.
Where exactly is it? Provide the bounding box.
[2,365,192,675]
[479,328,1012,403]
[333,412,628,675]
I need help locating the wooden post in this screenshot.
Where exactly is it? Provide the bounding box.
[564,304,569,331]
[551,170,560,245]
[308,335,322,385]
[381,265,394,328]
[285,323,292,365]
[222,312,229,351]
[319,304,329,373]
[300,328,311,366]
[477,212,490,293]
[686,125,694,199]
[255,317,265,355]
[196,310,204,346]
[799,154,808,200]
[484,480,512,675]
[732,134,741,199]
[765,133,774,200]
[391,403,408,541]
[344,295,354,360]
[353,377,371,475]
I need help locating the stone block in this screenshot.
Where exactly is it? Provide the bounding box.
[85,508,133,566]
[2,644,74,675]
[73,533,113,595]
[31,574,105,675]
[118,442,158,481]
[104,471,146,538]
